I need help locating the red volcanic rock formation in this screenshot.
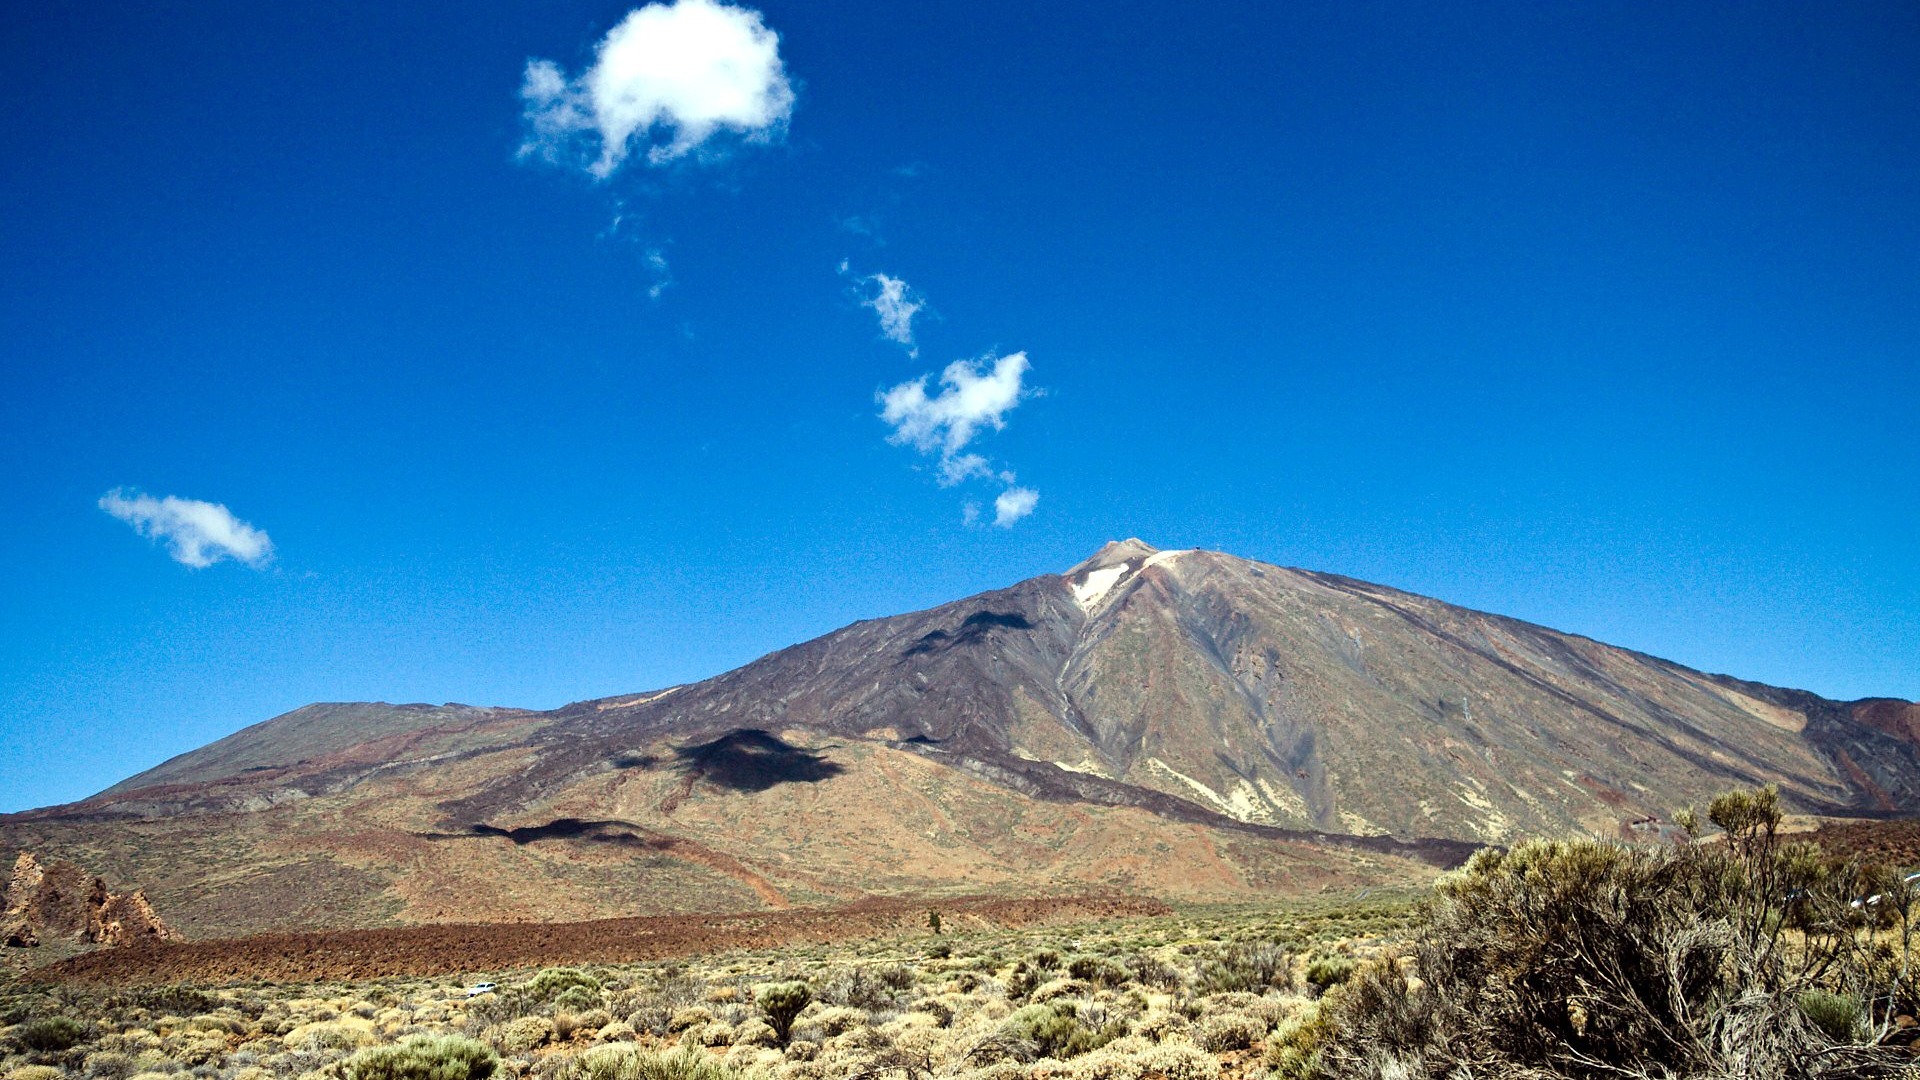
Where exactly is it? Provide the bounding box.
[2,852,176,948]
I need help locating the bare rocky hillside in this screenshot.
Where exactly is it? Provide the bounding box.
[4,540,1914,938]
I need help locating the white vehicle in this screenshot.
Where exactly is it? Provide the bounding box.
[1848,871,1920,910]
[465,982,498,997]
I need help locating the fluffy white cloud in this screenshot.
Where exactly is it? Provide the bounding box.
[859,273,924,354]
[99,489,274,569]
[993,486,1039,528]
[520,0,795,178]
[879,352,1029,461]
[880,353,1041,526]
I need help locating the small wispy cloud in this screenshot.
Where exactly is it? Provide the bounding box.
[839,262,925,355]
[860,273,924,355]
[993,486,1039,528]
[99,489,274,569]
[838,214,883,245]
[519,0,795,179]
[644,247,673,298]
[879,353,1042,526]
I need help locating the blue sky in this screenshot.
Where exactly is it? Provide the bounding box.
[2,1,1915,812]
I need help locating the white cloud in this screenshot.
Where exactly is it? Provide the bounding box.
[99,489,274,569]
[520,0,795,178]
[993,486,1039,528]
[859,273,924,354]
[839,264,924,354]
[644,247,672,298]
[879,352,1029,460]
[879,353,1042,527]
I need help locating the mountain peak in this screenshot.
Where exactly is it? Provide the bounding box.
[1066,538,1160,576]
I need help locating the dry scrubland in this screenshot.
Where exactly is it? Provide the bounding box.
[4,790,1920,1080]
[0,898,1408,1080]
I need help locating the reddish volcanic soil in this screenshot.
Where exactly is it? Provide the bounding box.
[31,895,1171,985]
[1809,819,1920,870]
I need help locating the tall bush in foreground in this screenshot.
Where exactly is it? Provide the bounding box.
[754,981,812,1045]
[1317,786,1917,1079]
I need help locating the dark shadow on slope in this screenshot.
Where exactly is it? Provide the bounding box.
[417,818,666,848]
[903,611,1034,657]
[673,730,843,792]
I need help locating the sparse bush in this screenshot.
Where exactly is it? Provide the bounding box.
[1066,956,1128,988]
[1303,956,1355,994]
[121,990,221,1019]
[909,997,955,1027]
[568,1046,733,1080]
[729,1019,778,1048]
[1193,941,1291,995]
[7,1067,67,1080]
[551,985,602,1015]
[665,1008,712,1034]
[876,964,916,991]
[85,1050,138,1080]
[752,983,811,1046]
[522,969,601,1007]
[816,967,896,1010]
[287,1019,378,1053]
[800,1005,866,1039]
[1119,953,1179,990]
[487,1016,552,1055]
[1031,977,1093,1003]
[342,1035,499,1080]
[1316,786,1917,1080]
[17,1016,91,1053]
[1132,1040,1220,1080]
[1193,1013,1264,1053]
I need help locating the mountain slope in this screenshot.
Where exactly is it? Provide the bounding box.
[5,540,1914,937]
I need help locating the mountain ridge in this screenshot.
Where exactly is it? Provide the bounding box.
[5,540,1916,937]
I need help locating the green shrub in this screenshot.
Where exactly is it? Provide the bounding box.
[1263,1005,1331,1080]
[343,1035,499,1080]
[1303,956,1355,993]
[1000,1002,1124,1060]
[1797,990,1863,1044]
[551,985,602,1014]
[522,968,601,1005]
[752,982,811,1045]
[1065,956,1128,987]
[488,1016,552,1055]
[16,1016,90,1052]
[1315,789,1915,1080]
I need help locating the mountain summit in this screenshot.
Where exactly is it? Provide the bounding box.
[5,542,1916,935]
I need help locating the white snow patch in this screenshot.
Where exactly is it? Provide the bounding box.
[1141,549,1189,571]
[1071,563,1131,608]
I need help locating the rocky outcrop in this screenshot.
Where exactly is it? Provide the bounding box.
[1,852,176,948]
